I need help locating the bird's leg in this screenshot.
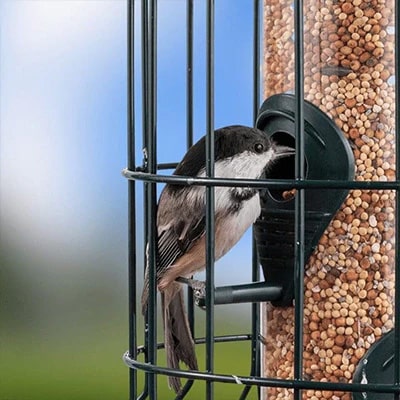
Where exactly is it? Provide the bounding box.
[176,277,206,307]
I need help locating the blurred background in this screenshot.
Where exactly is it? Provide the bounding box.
[1,1,260,398]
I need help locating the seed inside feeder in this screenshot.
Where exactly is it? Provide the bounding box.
[263,1,396,399]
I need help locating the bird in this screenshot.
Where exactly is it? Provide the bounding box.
[141,125,294,393]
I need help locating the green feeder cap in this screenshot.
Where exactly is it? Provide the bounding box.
[353,330,396,400]
[254,93,355,306]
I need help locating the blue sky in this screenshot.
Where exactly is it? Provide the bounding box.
[1,1,127,263]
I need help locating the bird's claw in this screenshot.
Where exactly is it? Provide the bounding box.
[191,281,206,306]
[176,277,206,307]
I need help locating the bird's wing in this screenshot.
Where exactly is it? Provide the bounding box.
[156,209,205,278]
[141,186,207,313]
[142,193,205,315]
[155,184,208,277]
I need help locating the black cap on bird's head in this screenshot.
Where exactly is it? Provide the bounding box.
[174,125,295,178]
[213,125,273,160]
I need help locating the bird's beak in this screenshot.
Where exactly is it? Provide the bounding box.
[274,145,296,159]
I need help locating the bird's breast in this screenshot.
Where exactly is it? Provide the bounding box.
[215,193,261,260]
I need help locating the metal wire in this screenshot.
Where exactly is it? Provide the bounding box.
[240,1,262,399]
[123,170,400,190]
[293,2,305,400]
[140,1,150,396]
[127,1,137,399]
[205,1,216,399]
[186,0,194,151]
[178,2,196,397]
[142,0,158,398]
[124,347,400,395]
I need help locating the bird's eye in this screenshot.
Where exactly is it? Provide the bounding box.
[254,143,264,153]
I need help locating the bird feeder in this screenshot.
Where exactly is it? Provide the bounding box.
[259,1,396,399]
[124,1,400,399]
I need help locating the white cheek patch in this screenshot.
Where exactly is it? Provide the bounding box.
[198,149,275,180]
[220,149,275,179]
[193,149,275,213]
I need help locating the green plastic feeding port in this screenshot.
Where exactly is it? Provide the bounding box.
[352,330,396,400]
[254,93,355,307]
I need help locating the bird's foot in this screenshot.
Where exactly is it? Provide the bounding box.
[176,277,206,308]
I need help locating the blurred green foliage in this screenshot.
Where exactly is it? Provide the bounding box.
[2,325,128,399]
[1,244,258,399]
[2,322,259,399]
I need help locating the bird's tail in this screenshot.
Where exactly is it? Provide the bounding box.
[162,283,198,394]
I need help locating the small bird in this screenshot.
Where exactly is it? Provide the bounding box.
[141,125,294,393]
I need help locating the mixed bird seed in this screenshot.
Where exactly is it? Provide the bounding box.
[263,1,395,398]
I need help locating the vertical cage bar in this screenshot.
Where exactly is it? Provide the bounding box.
[147,0,157,172]
[186,0,194,151]
[127,1,137,399]
[293,1,305,400]
[186,0,195,338]
[148,0,158,396]
[140,1,150,397]
[240,1,261,399]
[394,1,400,398]
[143,0,158,398]
[186,0,195,332]
[252,2,261,394]
[141,0,149,158]
[205,0,215,399]
[142,4,151,398]
[252,0,260,124]
[179,2,196,397]
[186,0,194,354]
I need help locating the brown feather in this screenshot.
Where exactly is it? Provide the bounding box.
[162,283,198,393]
